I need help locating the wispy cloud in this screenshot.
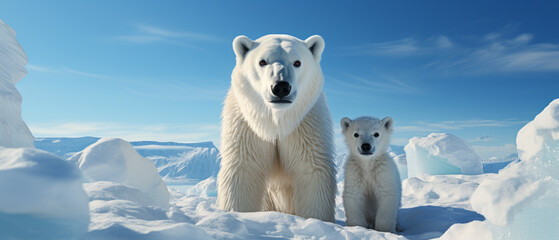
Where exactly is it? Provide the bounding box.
[115,24,223,48]
[350,30,559,73]
[347,35,453,56]
[28,121,221,147]
[27,64,117,79]
[396,119,527,133]
[327,73,417,96]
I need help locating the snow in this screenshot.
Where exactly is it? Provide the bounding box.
[405,133,483,178]
[35,137,221,182]
[0,147,90,240]
[2,18,556,239]
[67,138,170,209]
[0,19,34,148]
[471,98,559,239]
[132,141,220,181]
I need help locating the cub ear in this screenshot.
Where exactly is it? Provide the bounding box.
[305,35,325,62]
[233,35,254,61]
[382,117,394,132]
[340,117,352,132]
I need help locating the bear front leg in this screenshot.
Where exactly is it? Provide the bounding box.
[343,177,368,228]
[217,109,275,212]
[292,168,336,222]
[373,194,399,233]
[217,162,269,212]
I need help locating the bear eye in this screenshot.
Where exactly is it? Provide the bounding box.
[259,60,267,66]
[374,132,380,137]
[354,133,359,138]
[293,60,301,67]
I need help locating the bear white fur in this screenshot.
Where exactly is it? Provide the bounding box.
[217,34,336,222]
[341,116,401,232]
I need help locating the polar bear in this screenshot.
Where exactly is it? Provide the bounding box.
[217,34,336,222]
[341,116,401,232]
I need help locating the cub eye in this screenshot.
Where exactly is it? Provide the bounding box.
[293,60,301,67]
[374,132,380,137]
[354,133,359,138]
[259,60,267,66]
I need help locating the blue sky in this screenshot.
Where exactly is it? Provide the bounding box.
[1,1,558,158]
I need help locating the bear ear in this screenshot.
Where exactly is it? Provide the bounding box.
[233,35,254,61]
[340,117,352,132]
[382,117,394,132]
[305,35,325,62]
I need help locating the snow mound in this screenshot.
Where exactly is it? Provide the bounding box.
[68,138,170,209]
[517,99,559,162]
[471,98,559,239]
[0,19,34,148]
[0,147,89,239]
[405,133,483,178]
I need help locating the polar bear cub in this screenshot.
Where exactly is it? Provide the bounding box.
[341,116,401,233]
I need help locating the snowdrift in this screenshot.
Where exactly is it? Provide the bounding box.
[0,19,34,148]
[0,147,90,239]
[470,98,559,239]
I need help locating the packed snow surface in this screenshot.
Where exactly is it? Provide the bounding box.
[0,147,90,240]
[0,19,34,148]
[67,138,170,209]
[405,133,483,178]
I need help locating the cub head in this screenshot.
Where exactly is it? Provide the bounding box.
[231,34,325,112]
[341,116,394,159]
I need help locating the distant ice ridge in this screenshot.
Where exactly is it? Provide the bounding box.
[133,141,220,181]
[405,133,483,178]
[0,19,34,148]
[34,137,221,182]
[0,147,90,239]
[470,98,559,239]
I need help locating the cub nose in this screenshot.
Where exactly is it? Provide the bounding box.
[361,143,372,152]
[271,81,291,98]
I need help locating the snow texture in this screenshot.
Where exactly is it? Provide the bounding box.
[405,133,483,178]
[0,19,34,148]
[0,147,90,240]
[67,138,170,209]
[471,99,559,239]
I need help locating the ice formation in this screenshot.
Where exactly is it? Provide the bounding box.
[0,147,90,239]
[404,133,483,178]
[0,19,34,148]
[68,138,170,209]
[471,98,559,239]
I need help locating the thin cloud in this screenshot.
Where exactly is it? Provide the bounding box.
[328,74,417,96]
[347,35,453,56]
[28,121,221,146]
[396,119,527,133]
[350,30,559,73]
[115,24,223,47]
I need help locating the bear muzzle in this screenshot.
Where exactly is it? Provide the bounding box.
[270,81,293,103]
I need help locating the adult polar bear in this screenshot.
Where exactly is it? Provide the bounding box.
[217,34,336,222]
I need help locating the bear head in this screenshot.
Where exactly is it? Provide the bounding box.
[341,116,394,160]
[229,34,326,141]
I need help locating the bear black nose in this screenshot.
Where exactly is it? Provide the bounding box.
[271,81,291,98]
[361,143,372,152]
